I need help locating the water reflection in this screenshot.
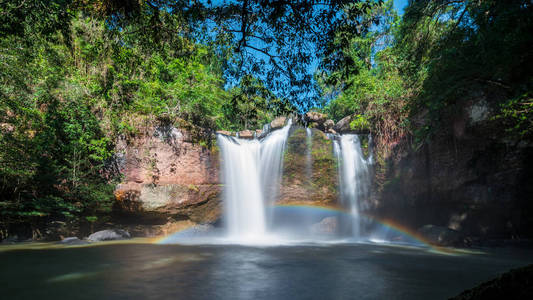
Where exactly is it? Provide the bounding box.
[0,243,532,300]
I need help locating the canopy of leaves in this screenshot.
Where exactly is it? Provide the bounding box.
[321,0,533,149]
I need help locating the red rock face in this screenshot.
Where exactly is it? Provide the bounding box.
[113,125,222,224]
[118,128,219,186]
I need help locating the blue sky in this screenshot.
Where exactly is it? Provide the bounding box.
[220,0,411,109]
[393,0,408,14]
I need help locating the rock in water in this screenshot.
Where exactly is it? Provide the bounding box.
[87,229,131,242]
[451,264,533,300]
[58,237,89,245]
[173,224,214,238]
[417,224,464,247]
[311,217,338,235]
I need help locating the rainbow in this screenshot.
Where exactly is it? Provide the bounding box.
[274,204,458,254]
[152,203,463,254]
[153,235,171,244]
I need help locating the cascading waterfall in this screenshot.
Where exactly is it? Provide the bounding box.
[216,121,292,242]
[333,134,372,239]
[305,128,313,182]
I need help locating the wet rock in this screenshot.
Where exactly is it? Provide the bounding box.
[334,115,353,133]
[216,130,232,136]
[114,183,222,224]
[304,112,327,129]
[87,229,131,242]
[43,221,72,241]
[418,224,464,247]
[324,119,335,131]
[1,235,19,244]
[174,224,215,238]
[58,237,89,245]
[238,130,254,139]
[270,116,287,129]
[451,264,533,300]
[311,217,338,235]
[305,112,327,123]
[468,99,491,125]
[280,128,338,206]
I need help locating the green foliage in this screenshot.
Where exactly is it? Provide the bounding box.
[320,0,408,156]
[493,93,533,139]
[350,115,370,131]
[0,3,298,233]
[321,0,533,153]
[221,75,295,131]
[397,0,533,140]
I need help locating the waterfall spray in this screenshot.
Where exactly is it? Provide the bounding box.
[333,134,372,239]
[305,128,313,183]
[217,120,292,242]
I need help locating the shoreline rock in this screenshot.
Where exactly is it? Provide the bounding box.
[87,229,131,242]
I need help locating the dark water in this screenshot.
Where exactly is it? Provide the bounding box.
[1,242,532,300]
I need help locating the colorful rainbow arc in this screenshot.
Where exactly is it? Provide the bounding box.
[275,204,462,254]
[154,203,461,254]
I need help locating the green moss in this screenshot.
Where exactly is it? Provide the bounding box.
[349,114,370,131]
[187,184,199,192]
[282,127,338,204]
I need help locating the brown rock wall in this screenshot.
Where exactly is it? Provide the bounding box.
[113,122,222,225]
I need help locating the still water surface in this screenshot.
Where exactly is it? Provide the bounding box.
[1,242,531,300]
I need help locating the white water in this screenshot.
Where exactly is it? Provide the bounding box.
[305,128,313,182]
[333,134,372,239]
[217,121,292,242]
[163,128,423,247]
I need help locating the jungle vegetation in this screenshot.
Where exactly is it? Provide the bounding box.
[1,0,531,236]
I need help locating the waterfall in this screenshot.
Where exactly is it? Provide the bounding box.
[217,121,292,242]
[333,134,372,239]
[305,128,313,183]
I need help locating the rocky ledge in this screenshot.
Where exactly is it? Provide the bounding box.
[111,121,222,234]
[451,264,533,300]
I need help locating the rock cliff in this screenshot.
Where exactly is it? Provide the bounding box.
[279,127,338,206]
[371,93,533,242]
[112,122,222,235]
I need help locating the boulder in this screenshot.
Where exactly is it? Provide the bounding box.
[173,224,214,238]
[451,264,533,300]
[334,115,353,133]
[87,229,131,242]
[58,237,89,245]
[270,116,287,129]
[43,220,72,241]
[304,112,327,130]
[1,235,19,244]
[238,130,254,139]
[324,119,335,131]
[311,217,338,235]
[216,130,233,136]
[304,112,327,123]
[417,224,464,247]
